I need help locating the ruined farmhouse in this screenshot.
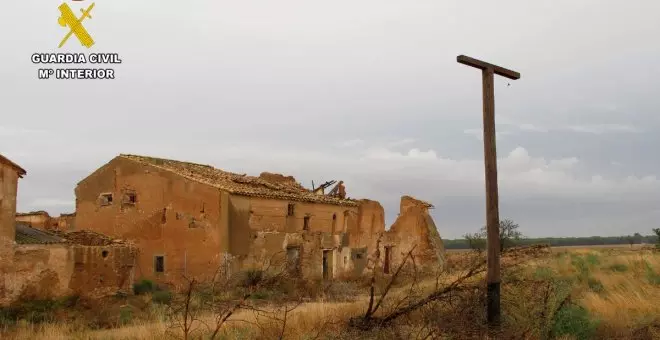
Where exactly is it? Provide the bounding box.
[0,152,445,305]
[0,154,136,306]
[74,154,446,285]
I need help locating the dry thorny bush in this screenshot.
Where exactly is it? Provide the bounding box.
[163,250,351,340]
[162,242,559,340]
[346,240,559,339]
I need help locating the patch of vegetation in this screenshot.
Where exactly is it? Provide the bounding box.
[249,288,277,300]
[152,290,173,305]
[587,278,605,293]
[212,326,256,340]
[133,279,156,295]
[533,266,555,280]
[643,261,660,285]
[239,269,265,288]
[570,254,590,281]
[463,218,524,251]
[551,304,599,340]
[0,295,80,326]
[325,281,361,302]
[585,253,600,266]
[607,263,628,272]
[118,306,133,325]
[445,233,660,250]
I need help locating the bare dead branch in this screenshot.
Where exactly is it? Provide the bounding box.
[364,234,382,319]
[370,244,417,316]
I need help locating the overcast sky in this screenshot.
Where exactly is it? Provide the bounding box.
[2,0,660,239]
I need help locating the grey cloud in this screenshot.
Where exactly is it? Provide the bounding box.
[3,0,660,239]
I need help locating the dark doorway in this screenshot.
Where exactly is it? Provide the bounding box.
[384,246,392,274]
[154,255,165,273]
[322,250,331,280]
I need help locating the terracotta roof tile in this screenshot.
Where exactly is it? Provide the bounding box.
[15,223,66,244]
[119,154,358,206]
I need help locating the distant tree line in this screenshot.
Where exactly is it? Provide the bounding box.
[447,221,659,250]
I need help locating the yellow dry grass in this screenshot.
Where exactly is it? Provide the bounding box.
[579,251,660,329]
[531,248,660,330]
[3,300,369,340]
[2,246,659,339]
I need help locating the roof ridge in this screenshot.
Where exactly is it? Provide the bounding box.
[118,153,358,206]
[119,154,215,169]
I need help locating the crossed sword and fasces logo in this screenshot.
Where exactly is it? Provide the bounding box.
[58,2,95,48]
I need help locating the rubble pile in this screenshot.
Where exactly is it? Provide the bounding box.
[55,230,124,246]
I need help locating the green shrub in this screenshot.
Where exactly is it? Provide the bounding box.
[133,279,155,295]
[585,253,600,266]
[152,290,173,305]
[0,296,77,326]
[571,256,590,281]
[607,263,628,272]
[119,306,133,325]
[239,269,264,288]
[646,269,660,285]
[587,278,604,293]
[551,304,599,340]
[639,260,660,285]
[533,266,555,280]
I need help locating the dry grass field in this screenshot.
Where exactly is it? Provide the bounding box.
[2,245,659,340]
[447,243,650,253]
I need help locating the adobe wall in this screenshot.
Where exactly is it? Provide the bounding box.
[55,214,76,231]
[1,243,135,306]
[400,195,430,215]
[228,195,360,280]
[384,197,445,272]
[0,163,19,304]
[69,245,136,298]
[4,244,74,303]
[75,157,228,285]
[350,199,385,249]
[15,212,52,230]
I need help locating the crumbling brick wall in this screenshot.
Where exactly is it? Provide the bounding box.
[349,200,385,249]
[6,244,73,302]
[0,162,20,305]
[1,242,136,305]
[69,245,136,297]
[228,195,359,280]
[75,157,227,286]
[383,196,446,273]
[55,213,76,231]
[15,211,53,230]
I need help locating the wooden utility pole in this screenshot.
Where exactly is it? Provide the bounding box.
[456,55,520,327]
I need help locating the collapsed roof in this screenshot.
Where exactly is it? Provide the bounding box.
[118,154,358,206]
